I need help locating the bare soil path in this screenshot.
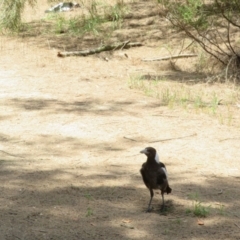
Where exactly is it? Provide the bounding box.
[0,1,240,239]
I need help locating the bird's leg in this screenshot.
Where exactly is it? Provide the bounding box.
[160,193,165,211]
[146,189,154,212]
[147,197,153,212]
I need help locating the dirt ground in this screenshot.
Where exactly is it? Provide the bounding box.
[0,1,240,239]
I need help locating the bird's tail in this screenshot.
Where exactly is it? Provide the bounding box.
[166,185,172,194]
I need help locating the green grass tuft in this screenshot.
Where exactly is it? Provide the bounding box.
[192,201,210,217]
[86,207,93,217]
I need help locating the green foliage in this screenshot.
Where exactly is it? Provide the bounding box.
[192,201,210,217]
[194,95,206,109]
[210,93,221,114]
[45,12,103,35]
[0,0,36,31]
[188,192,200,201]
[128,75,226,113]
[218,204,225,215]
[175,218,182,224]
[158,0,240,71]
[46,1,127,35]
[81,14,103,35]
[186,192,210,217]
[177,0,207,29]
[86,207,93,217]
[103,0,127,22]
[54,14,67,34]
[0,0,126,34]
[185,208,192,214]
[84,193,93,200]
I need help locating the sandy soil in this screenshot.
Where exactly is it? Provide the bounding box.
[0,1,240,239]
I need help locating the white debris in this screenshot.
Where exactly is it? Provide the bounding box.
[45,2,80,13]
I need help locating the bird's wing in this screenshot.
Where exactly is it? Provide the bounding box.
[140,163,150,187]
[156,167,167,185]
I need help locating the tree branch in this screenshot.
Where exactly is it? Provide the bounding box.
[57,41,143,57]
[149,133,197,143]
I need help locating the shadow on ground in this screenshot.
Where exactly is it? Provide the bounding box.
[0,154,239,240]
[6,97,162,116]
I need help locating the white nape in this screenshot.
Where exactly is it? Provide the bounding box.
[155,153,160,163]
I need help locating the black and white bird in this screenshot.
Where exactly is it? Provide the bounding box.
[140,147,172,212]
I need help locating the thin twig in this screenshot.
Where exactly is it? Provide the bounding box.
[177,38,186,58]
[152,114,179,118]
[225,55,235,82]
[219,137,240,142]
[169,17,226,65]
[123,136,138,142]
[0,150,25,158]
[12,236,21,240]
[167,216,186,220]
[120,40,130,51]
[215,0,240,28]
[234,223,240,229]
[182,40,195,52]
[149,133,197,143]
[142,54,197,62]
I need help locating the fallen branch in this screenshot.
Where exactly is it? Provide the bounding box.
[149,133,197,143]
[58,41,143,57]
[142,54,197,62]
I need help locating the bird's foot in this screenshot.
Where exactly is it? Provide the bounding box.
[160,205,166,212]
[146,207,153,213]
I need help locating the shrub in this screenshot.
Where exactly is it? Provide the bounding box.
[158,0,240,79]
[0,0,36,31]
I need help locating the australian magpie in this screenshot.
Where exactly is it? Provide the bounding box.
[140,147,172,212]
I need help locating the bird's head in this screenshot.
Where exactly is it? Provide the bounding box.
[140,147,159,163]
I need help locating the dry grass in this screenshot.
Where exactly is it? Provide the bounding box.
[128,74,240,126]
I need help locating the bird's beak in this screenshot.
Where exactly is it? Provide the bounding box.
[140,149,147,154]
